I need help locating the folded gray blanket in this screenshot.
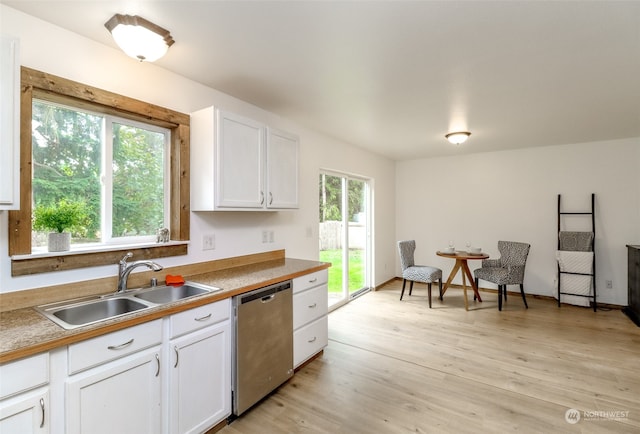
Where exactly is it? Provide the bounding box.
[558,231,593,252]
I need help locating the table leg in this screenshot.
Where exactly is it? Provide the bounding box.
[461,264,469,310]
[461,260,483,302]
[441,261,461,296]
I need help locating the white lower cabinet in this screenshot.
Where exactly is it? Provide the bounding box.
[65,347,161,434]
[65,320,163,434]
[293,316,328,368]
[0,388,49,434]
[4,296,241,433]
[60,302,231,434]
[293,270,329,368]
[0,353,49,433]
[166,300,231,434]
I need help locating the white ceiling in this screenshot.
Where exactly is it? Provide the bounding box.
[4,1,640,160]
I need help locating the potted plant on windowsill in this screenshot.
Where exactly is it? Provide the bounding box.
[33,199,90,252]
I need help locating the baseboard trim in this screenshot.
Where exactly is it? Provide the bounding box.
[374,277,398,291]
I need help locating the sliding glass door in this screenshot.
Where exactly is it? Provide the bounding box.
[319,172,370,310]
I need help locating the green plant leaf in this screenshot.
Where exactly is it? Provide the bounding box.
[33,199,90,234]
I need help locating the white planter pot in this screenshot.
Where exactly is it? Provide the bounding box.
[48,232,70,252]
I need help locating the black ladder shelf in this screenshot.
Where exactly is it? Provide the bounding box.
[557,193,596,311]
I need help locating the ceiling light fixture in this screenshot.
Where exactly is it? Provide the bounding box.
[445,131,471,145]
[105,14,174,62]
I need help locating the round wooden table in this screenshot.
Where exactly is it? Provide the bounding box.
[436,250,489,310]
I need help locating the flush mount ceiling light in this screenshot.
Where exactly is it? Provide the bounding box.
[105,14,175,62]
[445,131,471,145]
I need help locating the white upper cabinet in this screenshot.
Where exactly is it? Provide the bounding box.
[191,106,299,211]
[266,128,299,209]
[0,34,20,210]
[216,110,265,208]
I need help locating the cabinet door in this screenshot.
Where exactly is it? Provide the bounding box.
[216,110,264,208]
[0,34,20,209]
[0,388,49,433]
[168,323,230,434]
[266,128,299,209]
[66,347,161,434]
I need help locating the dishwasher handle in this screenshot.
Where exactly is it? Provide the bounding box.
[237,280,291,305]
[261,294,276,303]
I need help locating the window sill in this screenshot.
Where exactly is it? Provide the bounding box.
[11,242,189,277]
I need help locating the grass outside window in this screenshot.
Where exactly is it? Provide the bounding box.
[319,249,365,293]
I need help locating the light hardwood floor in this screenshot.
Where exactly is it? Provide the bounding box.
[220,281,640,433]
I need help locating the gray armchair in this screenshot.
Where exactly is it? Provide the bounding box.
[398,240,442,308]
[474,241,530,311]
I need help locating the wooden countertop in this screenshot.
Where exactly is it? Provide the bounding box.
[0,257,330,364]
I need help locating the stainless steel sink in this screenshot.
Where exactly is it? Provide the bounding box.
[134,283,218,304]
[37,297,152,330]
[35,281,221,330]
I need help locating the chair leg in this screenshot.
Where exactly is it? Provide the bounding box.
[409,281,414,296]
[504,285,507,300]
[520,284,528,309]
[474,278,478,301]
[428,282,432,308]
[438,278,443,301]
[498,285,503,311]
[400,279,407,300]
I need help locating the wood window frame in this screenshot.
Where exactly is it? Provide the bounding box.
[9,67,190,276]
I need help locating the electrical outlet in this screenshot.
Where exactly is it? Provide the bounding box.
[202,234,215,250]
[305,226,313,238]
[606,280,613,289]
[269,230,274,243]
[262,230,268,243]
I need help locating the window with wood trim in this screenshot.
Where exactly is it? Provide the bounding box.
[9,67,190,276]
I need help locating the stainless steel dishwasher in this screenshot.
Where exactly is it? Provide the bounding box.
[232,280,293,416]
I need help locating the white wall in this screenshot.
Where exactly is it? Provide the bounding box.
[0,5,397,293]
[396,138,640,305]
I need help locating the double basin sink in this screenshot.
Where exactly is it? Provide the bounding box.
[36,282,221,330]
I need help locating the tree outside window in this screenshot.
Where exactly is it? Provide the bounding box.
[32,100,168,248]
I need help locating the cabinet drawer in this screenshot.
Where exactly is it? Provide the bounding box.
[0,353,49,399]
[68,319,162,374]
[170,299,230,339]
[293,269,328,294]
[293,285,328,329]
[293,316,328,368]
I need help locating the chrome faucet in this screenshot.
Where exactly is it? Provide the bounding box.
[117,252,163,293]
